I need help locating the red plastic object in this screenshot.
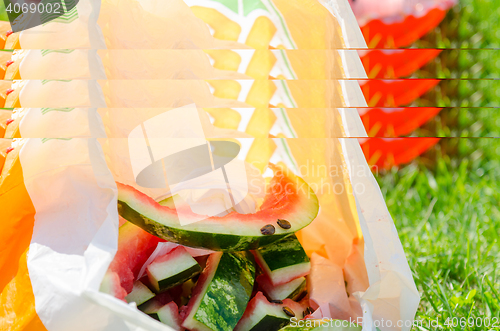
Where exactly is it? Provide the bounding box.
[360,107,442,137]
[360,49,441,79]
[360,137,440,169]
[360,79,440,107]
[360,8,448,48]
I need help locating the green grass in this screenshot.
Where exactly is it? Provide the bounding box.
[0,1,9,22]
[377,143,500,330]
[376,0,500,329]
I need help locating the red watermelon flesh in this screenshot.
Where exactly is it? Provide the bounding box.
[179,305,189,320]
[100,270,128,301]
[117,164,319,251]
[106,222,165,294]
[158,301,183,331]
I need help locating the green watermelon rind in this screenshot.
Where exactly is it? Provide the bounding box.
[286,277,308,301]
[146,247,202,293]
[258,275,307,301]
[182,252,256,331]
[118,199,292,251]
[117,168,319,251]
[254,235,311,285]
[239,314,290,331]
[125,281,156,306]
[138,299,164,321]
[155,264,201,292]
[234,292,305,331]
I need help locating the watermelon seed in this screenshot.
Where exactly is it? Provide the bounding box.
[303,307,314,318]
[260,224,275,235]
[277,219,291,229]
[270,300,283,304]
[282,306,295,317]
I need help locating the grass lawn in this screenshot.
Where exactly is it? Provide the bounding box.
[376,0,500,329]
[377,142,500,330]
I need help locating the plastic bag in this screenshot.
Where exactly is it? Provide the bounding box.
[7,49,366,80]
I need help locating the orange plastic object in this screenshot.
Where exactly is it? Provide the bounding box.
[360,137,440,169]
[0,250,48,331]
[4,87,21,108]
[0,139,11,174]
[360,79,440,107]
[4,60,20,80]
[360,107,442,137]
[4,32,20,50]
[360,49,441,79]
[361,8,448,48]
[0,110,12,137]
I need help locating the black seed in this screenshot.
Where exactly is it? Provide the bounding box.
[295,289,307,302]
[260,224,275,235]
[277,219,291,229]
[270,300,283,304]
[303,307,314,318]
[283,306,295,317]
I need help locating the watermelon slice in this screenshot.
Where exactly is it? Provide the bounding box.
[278,319,361,330]
[182,252,256,331]
[257,275,307,301]
[99,271,127,301]
[101,222,164,296]
[253,235,310,285]
[234,292,306,331]
[125,281,155,306]
[117,164,319,251]
[157,301,182,331]
[138,298,182,330]
[146,246,202,293]
[139,299,164,321]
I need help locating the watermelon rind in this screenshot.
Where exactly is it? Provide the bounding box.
[234,292,304,331]
[117,166,319,251]
[125,281,156,306]
[157,301,182,331]
[258,275,307,301]
[138,299,164,321]
[146,247,201,293]
[99,271,127,300]
[254,235,310,285]
[182,252,255,331]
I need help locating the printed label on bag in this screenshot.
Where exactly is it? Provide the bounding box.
[3,0,79,32]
